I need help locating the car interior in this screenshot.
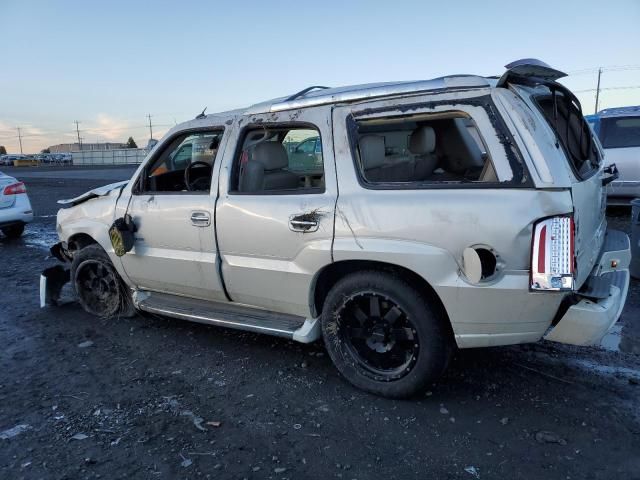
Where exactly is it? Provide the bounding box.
[235,127,325,193]
[355,113,498,184]
[141,131,223,193]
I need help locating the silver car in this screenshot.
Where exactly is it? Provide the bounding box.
[0,171,34,238]
[587,106,640,205]
[43,60,631,398]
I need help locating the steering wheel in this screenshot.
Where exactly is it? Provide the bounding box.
[184,161,212,191]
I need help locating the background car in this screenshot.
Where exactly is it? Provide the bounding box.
[586,106,640,205]
[0,171,34,238]
[288,135,323,173]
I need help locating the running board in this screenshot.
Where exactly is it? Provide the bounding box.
[133,291,321,343]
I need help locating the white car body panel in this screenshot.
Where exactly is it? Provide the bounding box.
[0,173,34,228]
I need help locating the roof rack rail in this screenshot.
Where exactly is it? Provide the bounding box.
[285,86,330,102]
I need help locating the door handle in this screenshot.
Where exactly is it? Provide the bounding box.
[190,211,211,227]
[289,214,319,233]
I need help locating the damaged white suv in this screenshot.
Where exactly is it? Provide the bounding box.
[44,60,631,398]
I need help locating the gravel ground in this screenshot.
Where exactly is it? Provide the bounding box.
[1,166,639,480]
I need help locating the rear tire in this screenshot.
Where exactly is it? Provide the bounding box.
[321,270,452,398]
[71,244,135,318]
[2,224,24,238]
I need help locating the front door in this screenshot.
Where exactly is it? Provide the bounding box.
[215,107,336,317]
[119,128,228,302]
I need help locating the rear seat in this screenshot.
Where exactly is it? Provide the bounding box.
[358,135,415,182]
[408,126,438,181]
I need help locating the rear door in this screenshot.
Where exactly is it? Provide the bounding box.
[215,106,336,317]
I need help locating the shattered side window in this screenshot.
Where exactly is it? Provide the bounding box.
[352,112,498,185]
[535,90,601,179]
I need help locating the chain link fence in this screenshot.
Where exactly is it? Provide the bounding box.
[71,148,148,165]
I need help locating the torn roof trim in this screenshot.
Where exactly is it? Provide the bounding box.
[245,75,492,114]
[187,75,495,129]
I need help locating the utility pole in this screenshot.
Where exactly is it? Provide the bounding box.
[16,127,23,154]
[74,120,82,151]
[147,114,153,140]
[594,67,603,114]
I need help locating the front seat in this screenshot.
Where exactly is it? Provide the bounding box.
[409,126,438,180]
[240,142,299,192]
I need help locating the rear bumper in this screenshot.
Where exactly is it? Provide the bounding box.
[0,194,33,227]
[545,229,631,346]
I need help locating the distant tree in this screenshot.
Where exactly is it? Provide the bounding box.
[40,148,50,154]
[126,137,138,148]
[0,145,6,155]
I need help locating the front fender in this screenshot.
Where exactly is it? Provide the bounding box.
[56,195,129,281]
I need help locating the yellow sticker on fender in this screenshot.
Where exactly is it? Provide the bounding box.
[109,225,126,257]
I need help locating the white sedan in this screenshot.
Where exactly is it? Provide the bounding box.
[0,171,33,238]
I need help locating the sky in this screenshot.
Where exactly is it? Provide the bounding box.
[1,0,639,153]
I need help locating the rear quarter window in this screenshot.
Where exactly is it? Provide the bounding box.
[349,111,505,187]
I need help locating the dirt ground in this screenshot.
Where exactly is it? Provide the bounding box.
[1,166,639,480]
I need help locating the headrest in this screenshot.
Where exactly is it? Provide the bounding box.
[358,135,386,169]
[252,142,289,170]
[409,126,436,155]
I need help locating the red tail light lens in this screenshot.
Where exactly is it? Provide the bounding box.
[531,216,575,291]
[3,182,26,195]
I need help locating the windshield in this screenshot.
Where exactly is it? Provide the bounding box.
[599,116,640,149]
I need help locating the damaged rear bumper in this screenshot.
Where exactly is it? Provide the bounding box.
[545,230,631,346]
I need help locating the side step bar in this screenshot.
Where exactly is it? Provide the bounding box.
[134,291,321,343]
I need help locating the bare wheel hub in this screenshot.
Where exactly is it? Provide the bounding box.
[75,259,120,317]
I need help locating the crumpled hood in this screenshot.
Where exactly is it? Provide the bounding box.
[57,180,128,207]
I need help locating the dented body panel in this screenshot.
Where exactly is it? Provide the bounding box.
[58,180,128,207]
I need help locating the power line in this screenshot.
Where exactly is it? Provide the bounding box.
[568,64,640,75]
[574,85,640,93]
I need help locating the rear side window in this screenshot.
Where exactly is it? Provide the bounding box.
[535,90,601,179]
[231,126,325,194]
[599,116,640,149]
[351,112,499,185]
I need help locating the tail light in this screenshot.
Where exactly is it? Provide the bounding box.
[3,182,26,195]
[531,215,575,291]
